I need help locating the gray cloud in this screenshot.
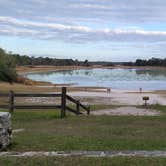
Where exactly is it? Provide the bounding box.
[1,16,166,43]
[1,0,166,23]
[0,1,166,44]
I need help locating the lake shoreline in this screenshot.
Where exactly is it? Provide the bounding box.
[1,65,163,93]
[17,65,166,75]
[22,65,166,91]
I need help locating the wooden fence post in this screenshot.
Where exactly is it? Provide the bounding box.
[61,87,66,118]
[76,100,80,114]
[9,90,14,113]
[87,106,90,115]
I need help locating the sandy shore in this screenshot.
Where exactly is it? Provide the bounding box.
[0,81,166,105]
[0,83,165,116]
[68,89,166,105]
[16,65,98,74]
[1,65,166,107]
[92,107,160,116]
[16,65,166,75]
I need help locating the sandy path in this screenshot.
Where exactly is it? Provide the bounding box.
[69,90,166,105]
[91,107,160,116]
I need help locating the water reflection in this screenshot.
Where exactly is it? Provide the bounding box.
[26,68,166,90]
[136,69,166,77]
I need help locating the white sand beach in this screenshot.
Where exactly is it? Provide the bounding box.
[91,106,160,116]
[68,89,166,106]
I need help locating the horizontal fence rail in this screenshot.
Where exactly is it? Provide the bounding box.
[14,93,62,97]
[0,105,9,109]
[0,94,9,97]
[14,105,61,110]
[0,87,90,118]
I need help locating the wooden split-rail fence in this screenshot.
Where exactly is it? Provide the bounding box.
[0,87,90,118]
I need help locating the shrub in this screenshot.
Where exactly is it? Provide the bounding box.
[0,48,17,83]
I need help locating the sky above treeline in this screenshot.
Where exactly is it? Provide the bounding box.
[0,0,166,62]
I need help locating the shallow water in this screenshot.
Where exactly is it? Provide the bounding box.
[25,68,166,90]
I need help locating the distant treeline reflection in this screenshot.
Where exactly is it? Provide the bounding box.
[30,69,92,77]
[28,68,166,79]
[136,69,166,77]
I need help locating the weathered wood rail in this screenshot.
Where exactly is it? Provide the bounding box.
[0,87,90,118]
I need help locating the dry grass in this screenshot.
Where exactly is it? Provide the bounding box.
[0,82,107,94]
[0,82,60,93]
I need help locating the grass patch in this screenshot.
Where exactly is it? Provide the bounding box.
[0,109,165,151]
[90,105,119,111]
[69,104,119,112]
[138,104,166,113]
[0,157,166,166]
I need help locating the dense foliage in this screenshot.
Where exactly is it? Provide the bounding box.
[11,54,91,66]
[12,54,79,66]
[135,58,166,66]
[123,58,166,67]
[0,47,92,67]
[0,48,17,83]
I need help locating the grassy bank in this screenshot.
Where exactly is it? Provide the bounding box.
[0,106,166,165]
[0,82,108,93]
[138,104,166,113]
[0,109,165,151]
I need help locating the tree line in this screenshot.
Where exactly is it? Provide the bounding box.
[11,54,91,66]
[0,48,90,82]
[0,47,166,83]
[123,58,166,67]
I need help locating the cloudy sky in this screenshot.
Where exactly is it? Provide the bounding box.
[0,0,166,61]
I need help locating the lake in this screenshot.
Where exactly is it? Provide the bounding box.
[25,68,166,90]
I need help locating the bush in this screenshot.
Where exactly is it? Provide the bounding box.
[0,48,17,83]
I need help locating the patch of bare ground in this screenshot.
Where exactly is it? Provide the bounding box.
[69,91,166,105]
[91,107,160,116]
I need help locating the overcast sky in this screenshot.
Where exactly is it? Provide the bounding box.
[0,0,166,61]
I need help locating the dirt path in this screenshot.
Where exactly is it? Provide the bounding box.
[91,107,160,116]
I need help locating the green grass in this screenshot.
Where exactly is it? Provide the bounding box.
[69,104,119,113]
[138,104,166,113]
[90,104,119,111]
[0,108,165,151]
[148,104,166,113]
[0,157,166,166]
[1,107,166,165]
